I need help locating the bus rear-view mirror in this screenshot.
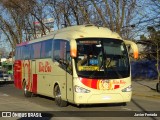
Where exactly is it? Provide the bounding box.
[123,40,139,59]
[70,40,77,57]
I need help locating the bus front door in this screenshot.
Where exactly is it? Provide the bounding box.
[66,52,74,103]
[31,60,37,94]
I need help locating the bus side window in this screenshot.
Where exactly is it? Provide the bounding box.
[41,40,52,58]
[53,40,60,61]
[23,45,30,59]
[30,44,34,59]
[31,42,41,59]
[46,40,52,58]
[16,47,22,60]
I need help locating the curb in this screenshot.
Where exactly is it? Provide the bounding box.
[133,93,160,99]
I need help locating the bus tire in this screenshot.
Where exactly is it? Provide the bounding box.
[54,85,67,107]
[23,81,32,97]
[156,83,160,92]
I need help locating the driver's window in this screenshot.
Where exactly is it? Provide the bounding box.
[66,42,72,74]
[66,51,72,74]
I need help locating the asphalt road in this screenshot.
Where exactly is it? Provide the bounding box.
[0,82,160,120]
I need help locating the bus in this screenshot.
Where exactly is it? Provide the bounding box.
[0,61,13,82]
[14,24,138,107]
[2,62,13,75]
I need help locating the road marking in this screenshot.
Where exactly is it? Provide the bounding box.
[0,94,9,96]
[121,107,132,111]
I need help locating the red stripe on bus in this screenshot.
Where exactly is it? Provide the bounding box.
[16,41,28,46]
[91,79,98,89]
[32,74,37,93]
[14,60,22,89]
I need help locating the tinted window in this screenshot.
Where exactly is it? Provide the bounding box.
[30,42,41,59]
[15,47,22,60]
[22,45,30,59]
[41,40,52,58]
[53,40,72,74]
[53,40,67,61]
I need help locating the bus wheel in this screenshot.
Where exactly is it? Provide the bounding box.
[23,81,32,97]
[156,83,160,92]
[54,85,67,107]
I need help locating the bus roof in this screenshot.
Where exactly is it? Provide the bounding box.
[17,24,122,46]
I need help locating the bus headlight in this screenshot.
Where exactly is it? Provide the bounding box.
[122,85,132,92]
[75,86,90,93]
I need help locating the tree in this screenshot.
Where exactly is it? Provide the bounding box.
[46,0,137,38]
[148,27,160,89]
[0,0,52,44]
[140,35,147,40]
[140,26,160,91]
[0,0,29,48]
[147,0,160,91]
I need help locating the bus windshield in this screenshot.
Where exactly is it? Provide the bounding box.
[75,38,130,79]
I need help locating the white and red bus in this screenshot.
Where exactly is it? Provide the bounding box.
[14,25,138,107]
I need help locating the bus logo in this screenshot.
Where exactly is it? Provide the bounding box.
[39,61,52,72]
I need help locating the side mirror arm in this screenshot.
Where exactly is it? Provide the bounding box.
[123,40,139,59]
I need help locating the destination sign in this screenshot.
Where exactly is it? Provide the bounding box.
[78,66,99,71]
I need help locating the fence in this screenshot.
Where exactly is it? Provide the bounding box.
[131,60,158,79]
